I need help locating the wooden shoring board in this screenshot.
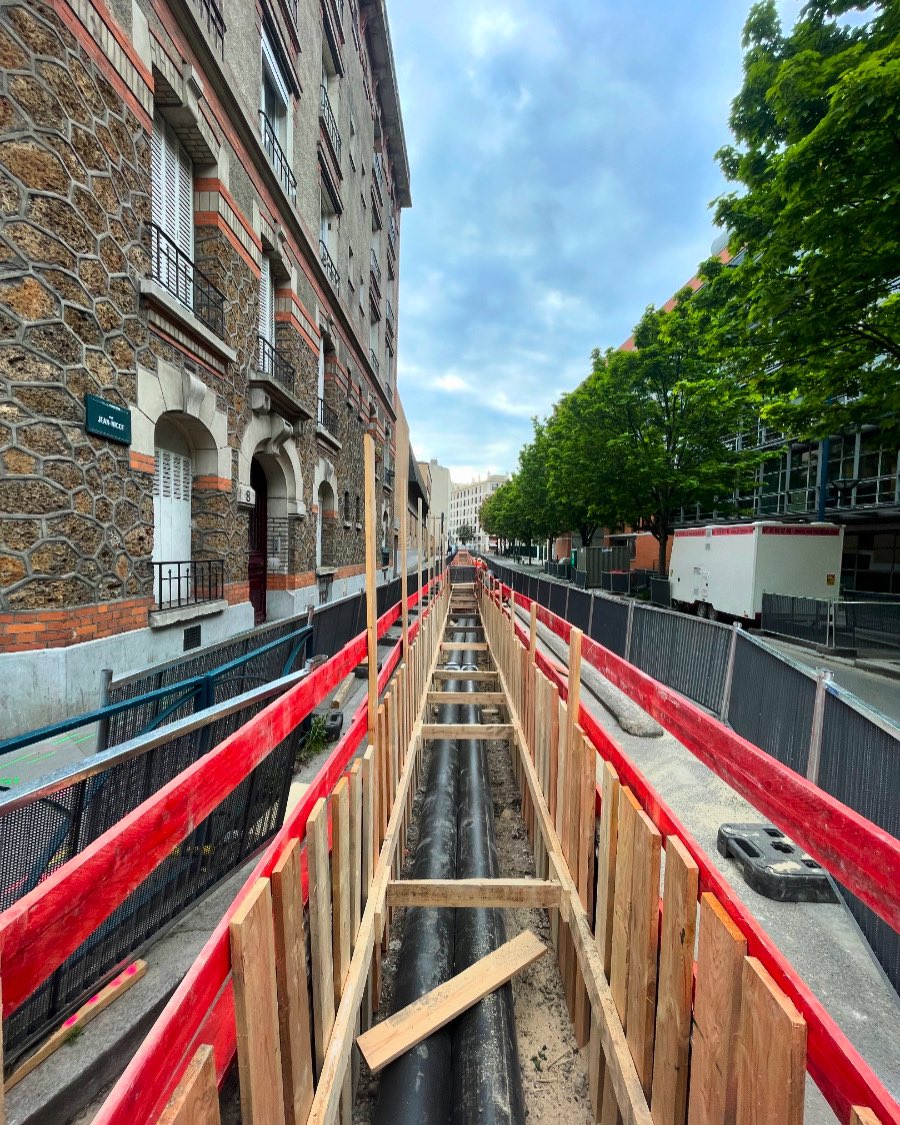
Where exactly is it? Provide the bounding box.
[157,1044,220,1125]
[386,878,562,909]
[304,582,451,1125]
[356,930,548,1074]
[625,810,662,1096]
[230,879,286,1125]
[271,841,315,1125]
[307,799,336,1076]
[432,667,499,682]
[734,957,807,1125]
[4,960,148,1093]
[440,641,488,651]
[482,612,653,1125]
[422,723,514,740]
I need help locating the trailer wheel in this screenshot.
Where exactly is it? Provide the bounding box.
[696,602,708,619]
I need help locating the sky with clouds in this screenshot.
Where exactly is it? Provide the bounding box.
[388,0,807,483]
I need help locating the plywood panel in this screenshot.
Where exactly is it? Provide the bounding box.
[157,1045,220,1125]
[307,799,336,1074]
[626,811,662,1096]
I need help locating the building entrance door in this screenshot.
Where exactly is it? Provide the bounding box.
[248,458,268,625]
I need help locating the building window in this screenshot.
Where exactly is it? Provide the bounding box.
[258,254,274,344]
[260,32,296,202]
[151,112,194,309]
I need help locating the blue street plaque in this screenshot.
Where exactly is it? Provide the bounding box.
[84,394,131,445]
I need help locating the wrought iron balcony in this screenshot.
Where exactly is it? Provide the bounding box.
[319,239,340,290]
[372,153,386,205]
[369,249,382,299]
[384,467,395,490]
[386,298,394,329]
[196,0,225,54]
[149,223,225,339]
[317,395,340,435]
[369,347,380,375]
[152,558,224,611]
[259,111,297,203]
[388,215,398,254]
[257,335,295,391]
[319,84,342,162]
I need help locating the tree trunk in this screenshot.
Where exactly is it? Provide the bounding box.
[657,530,668,575]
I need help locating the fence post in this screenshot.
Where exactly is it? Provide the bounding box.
[587,594,595,639]
[718,623,741,721]
[806,669,833,785]
[624,599,635,662]
[95,668,113,753]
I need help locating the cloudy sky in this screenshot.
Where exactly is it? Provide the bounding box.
[388,1,805,483]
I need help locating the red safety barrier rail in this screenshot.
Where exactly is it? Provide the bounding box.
[0,576,440,1124]
[489,579,900,1125]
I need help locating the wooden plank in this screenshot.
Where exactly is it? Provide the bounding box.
[4,960,148,1093]
[364,433,379,744]
[596,761,620,978]
[610,788,641,1024]
[686,894,747,1125]
[361,746,375,901]
[157,1044,220,1125]
[230,879,285,1125]
[432,667,499,681]
[650,837,699,1125]
[734,957,806,1125]
[349,762,363,943]
[356,931,548,1073]
[306,799,335,1075]
[270,841,314,1125]
[330,777,352,1004]
[850,1110,883,1125]
[386,878,562,908]
[427,691,506,705]
[421,723,514,740]
[626,810,662,1096]
[440,641,489,650]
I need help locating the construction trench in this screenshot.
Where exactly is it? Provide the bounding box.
[3,542,898,1124]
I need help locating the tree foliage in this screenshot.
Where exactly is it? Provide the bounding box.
[455,523,475,545]
[714,0,900,434]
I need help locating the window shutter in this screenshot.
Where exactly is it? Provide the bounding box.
[258,256,273,342]
[176,139,193,262]
[151,114,165,229]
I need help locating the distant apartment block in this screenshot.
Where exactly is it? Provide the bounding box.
[450,474,509,552]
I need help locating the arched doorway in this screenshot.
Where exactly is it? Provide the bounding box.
[316,479,336,569]
[249,458,268,624]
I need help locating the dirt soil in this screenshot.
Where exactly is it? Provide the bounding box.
[353,672,592,1123]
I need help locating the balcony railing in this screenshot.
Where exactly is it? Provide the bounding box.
[372,153,386,206]
[388,216,397,254]
[369,347,380,375]
[317,396,340,435]
[386,298,394,329]
[257,335,295,391]
[196,0,226,54]
[319,238,340,290]
[153,558,224,612]
[150,223,225,339]
[370,249,382,298]
[319,84,342,161]
[384,467,395,490]
[259,111,297,203]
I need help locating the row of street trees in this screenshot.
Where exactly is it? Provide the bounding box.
[481,1,899,573]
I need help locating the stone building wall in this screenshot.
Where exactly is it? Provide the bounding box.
[0,2,153,629]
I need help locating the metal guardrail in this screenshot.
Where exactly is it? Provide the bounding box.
[319,83,342,160]
[149,224,225,338]
[762,593,900,652]
[319,238,340,290]
[259,111,297,203]
[152,559,224,611]
[257,334,295,391]
[369,347,380,375]
[317,395,340,435]
[196,0,225,53]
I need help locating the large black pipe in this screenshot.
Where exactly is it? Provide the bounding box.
[373,633,466,1124]
[451,622,526,1125]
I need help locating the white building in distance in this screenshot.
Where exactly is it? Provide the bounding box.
[450,474,509,552]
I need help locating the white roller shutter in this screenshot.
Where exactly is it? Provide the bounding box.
[151,113,194,309]
[258,255,273,342]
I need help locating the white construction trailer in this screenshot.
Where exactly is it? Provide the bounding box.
[668,521,844,622]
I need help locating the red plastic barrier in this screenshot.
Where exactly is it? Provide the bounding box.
[499,583,899,1125]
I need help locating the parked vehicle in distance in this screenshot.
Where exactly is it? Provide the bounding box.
[669,522,844,622]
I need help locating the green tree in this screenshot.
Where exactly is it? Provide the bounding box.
[515,422,560,557]
[456,522,475,546]
[714,0,900,434]
[589,288,755,573]
[480,477,530,555]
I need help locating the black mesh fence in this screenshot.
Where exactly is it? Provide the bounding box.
[650,577,672,607]
[761,593,830,646]
[630,606,731,715]
[727,635,817,774]
[549,582,568,618]
[567,588,592,633]
[838,601,900,653]
[589,595,629,657]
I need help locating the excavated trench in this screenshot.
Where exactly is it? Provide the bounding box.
[354,609,590,1125]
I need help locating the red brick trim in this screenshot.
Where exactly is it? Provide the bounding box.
[267,573,317,591]
[194,212,261,277]
[334,562,365,580]
[130,451,155,474]
[225,582,249,605]
[193,475,232,492]
[0,597,153,652]
[195,179,264,250]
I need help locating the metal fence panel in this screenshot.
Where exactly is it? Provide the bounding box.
[841,601,900,653]
[761,593,830,646]
[549,581,568,618]
[589,595,628,657]
[650,577,671,607]
[727,636,816,774]
[567,588,592,633]
[835,882,900,994]
[629,606,730,714]
[536,578,552,609]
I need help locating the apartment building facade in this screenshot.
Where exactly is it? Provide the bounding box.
[450,473,508,552]
[0,0,410,721]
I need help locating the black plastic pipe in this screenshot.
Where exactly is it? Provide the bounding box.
[451,621,526,1125]
[373,637,466,1124]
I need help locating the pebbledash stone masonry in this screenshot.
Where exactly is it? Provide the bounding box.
[0,0,414,724]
